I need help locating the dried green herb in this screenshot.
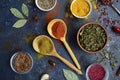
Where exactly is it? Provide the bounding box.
[22,3,29,17]
[63,69,79,80]
[13,19,27,28]
[96,49,118,70]
[10,8,24,18]
[79,24,107,52]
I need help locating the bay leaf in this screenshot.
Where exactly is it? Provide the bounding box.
[10,8,24,18]
[22,3,29,17]
[13,19,27,28]
[63,69,79,80]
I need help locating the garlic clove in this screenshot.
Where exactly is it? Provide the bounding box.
[41,74,49,80]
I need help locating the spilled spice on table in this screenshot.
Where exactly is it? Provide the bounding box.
[45,3,60,23]
[32,15,39,22]
[1,41,13,53]
[37,53,44,60]
[65,3,74,18]
[96,49,118,70]
[24,33,36,44]
[90,0,97,10]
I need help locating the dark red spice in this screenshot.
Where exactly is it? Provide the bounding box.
[112,26,120,34]
[101,0,112,5]
[45,3,59,23]
[52,21,65,39]
[88,64,106,80]
[103,18,111,24]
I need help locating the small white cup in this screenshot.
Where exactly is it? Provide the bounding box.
[35,0,57,11]
[86,63,109,80]
[70,0,92,18]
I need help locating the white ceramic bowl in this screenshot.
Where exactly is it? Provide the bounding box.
[35,0,57,11]
[10,51,33,74]
[86,63,109,80]
[70,0,92,18]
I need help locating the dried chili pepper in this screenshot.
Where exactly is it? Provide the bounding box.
[112,26,120,34]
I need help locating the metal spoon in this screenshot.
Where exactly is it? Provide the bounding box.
[33,35,82,74]
[101,0,120,15]
[47,19,81,70]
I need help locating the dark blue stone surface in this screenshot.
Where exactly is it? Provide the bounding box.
[0,0,120,80]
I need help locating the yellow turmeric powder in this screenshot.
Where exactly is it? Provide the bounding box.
[71,0,90,17]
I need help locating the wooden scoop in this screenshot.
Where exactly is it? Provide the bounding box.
[33,35,82,74]
[47,19,81,70]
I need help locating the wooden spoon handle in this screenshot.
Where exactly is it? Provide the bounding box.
[53,51,82,75]
[61,38,81,69]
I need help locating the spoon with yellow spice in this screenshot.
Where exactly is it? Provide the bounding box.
[33,35,82,74]
[70,0,92,18]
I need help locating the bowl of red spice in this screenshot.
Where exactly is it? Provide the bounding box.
[77,22,108,54]
[10,51,33,74]
[35,0,57,11]
[86,63,109,80]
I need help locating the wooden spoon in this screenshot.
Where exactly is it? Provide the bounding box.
[33,35,82,74]
[47,19,81,70]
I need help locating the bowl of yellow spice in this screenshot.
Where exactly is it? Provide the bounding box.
[70,0,92,18]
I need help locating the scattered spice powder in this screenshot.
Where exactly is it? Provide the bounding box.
[13,52,32,73]
[45,3,59,23]
[96,49,118,70]
[88,64,106,80]
[52,21,65,39]
[101,0,112,5]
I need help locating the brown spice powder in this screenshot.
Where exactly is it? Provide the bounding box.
[13,53,32,73]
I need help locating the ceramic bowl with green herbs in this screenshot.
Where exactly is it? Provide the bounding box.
[77,22,108,54]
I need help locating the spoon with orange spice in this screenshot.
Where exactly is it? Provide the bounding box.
[47,19,81,70]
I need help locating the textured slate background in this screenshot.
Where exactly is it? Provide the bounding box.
[0,0,120,80]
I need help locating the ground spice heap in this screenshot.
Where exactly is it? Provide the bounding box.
[88,64,106,80]
[38,0,55,9]
[38,37,53,54]
[52,21,65,39]
[71,0,90,17]
[13,53,32,73]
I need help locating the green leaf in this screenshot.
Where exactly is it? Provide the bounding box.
[13,19,27,28]
[22,3,29,17]
[63,69,79,80]
[10,8,24,18]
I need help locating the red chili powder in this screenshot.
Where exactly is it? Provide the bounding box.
[45,3,59,23]
[88,64,106,80]
[52,21,65,39]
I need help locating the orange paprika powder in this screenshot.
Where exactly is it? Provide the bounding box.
[52,21,65,39]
